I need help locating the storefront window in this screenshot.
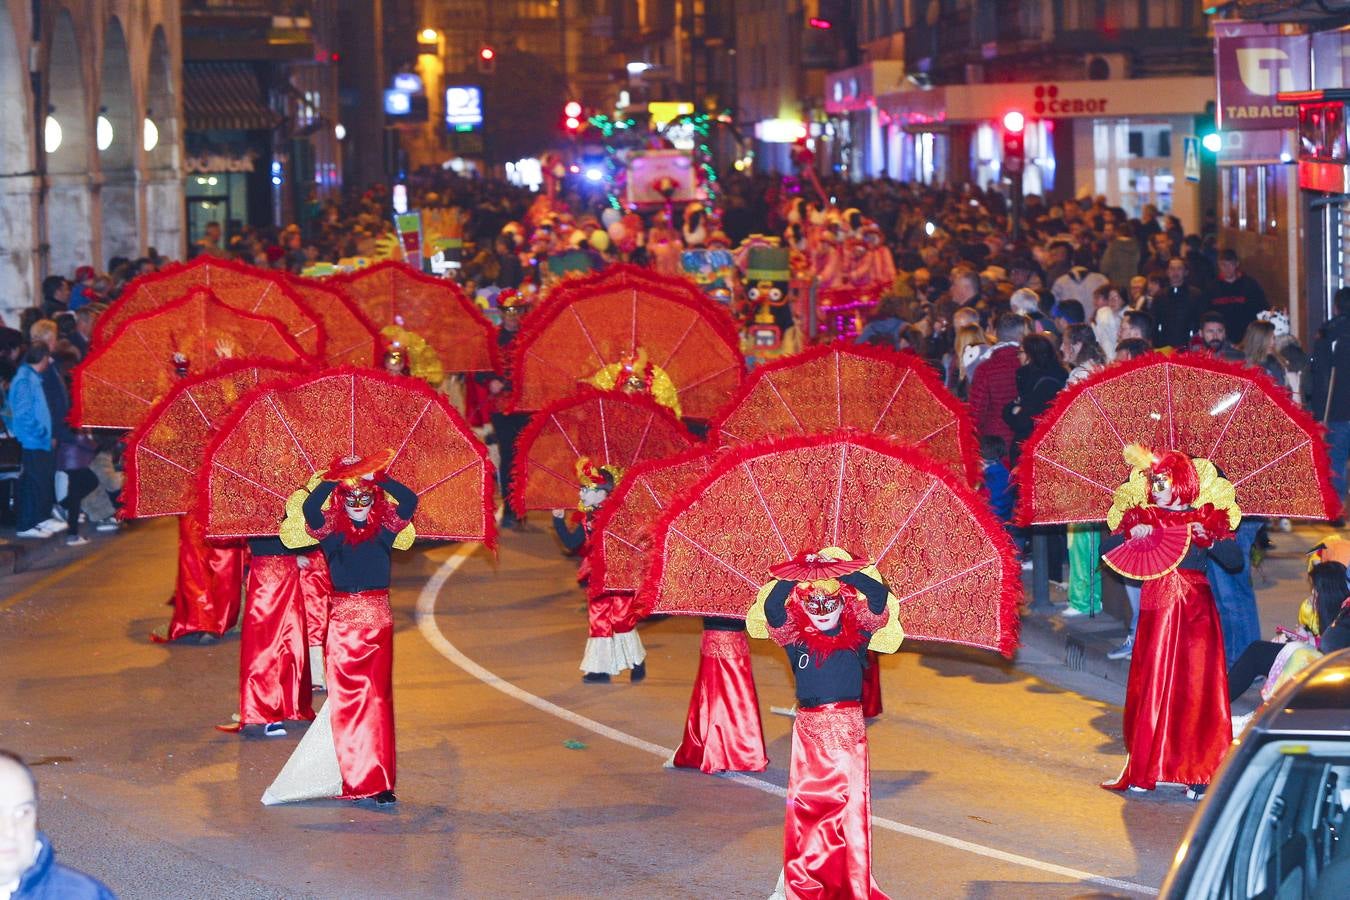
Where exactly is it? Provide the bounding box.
[1223,167,1241,229]
[1245,164,1259,232]
[186,172,249,243]
[1263,165,1281,234]
[1092,118,1174,217]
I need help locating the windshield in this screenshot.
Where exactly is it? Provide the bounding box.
[1184,739,1350,898]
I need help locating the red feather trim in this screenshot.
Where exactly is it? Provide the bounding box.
[771,596,869,664]
[120,357,313,519]
[326,260,502,374]
[193,364,497,551]
[1013,351,1342,526]
[92,255,328,359]
[505,263,745,418]
[71,288,315,430]
[586,442,724,600]
[705,342,982,486]
[508,384,699,517]
[637,430,1023,659]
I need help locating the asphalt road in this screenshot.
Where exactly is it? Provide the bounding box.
[0,519,1197,898]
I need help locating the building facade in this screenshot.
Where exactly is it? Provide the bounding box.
[824,1,1217,232]
[1,0,183,322]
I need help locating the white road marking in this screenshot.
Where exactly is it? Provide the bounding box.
[415,541,1157,897]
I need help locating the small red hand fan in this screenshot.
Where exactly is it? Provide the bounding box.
[1102,526,1192,580]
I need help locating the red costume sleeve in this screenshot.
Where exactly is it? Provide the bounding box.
[1115,504,1160,535]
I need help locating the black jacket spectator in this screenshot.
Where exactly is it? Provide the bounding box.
[1309,309,1350,423]
[1204,272,1267,341]
[1153,283,1203,349]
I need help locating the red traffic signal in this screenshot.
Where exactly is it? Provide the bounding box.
[1002,112,1026,174]
[564,101,583,119]
[808,17,832,29]
[477,45,496,73]
[565,117,581,131]
[479,46,496,62]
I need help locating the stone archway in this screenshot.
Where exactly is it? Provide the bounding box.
[142,24,182,260]
[0,5,37,323]
[44,7,96,279]
[98,16,138,265]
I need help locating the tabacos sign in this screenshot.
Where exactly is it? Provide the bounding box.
[1215,22,1309,129]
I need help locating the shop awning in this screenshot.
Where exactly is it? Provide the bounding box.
[183,63,282,132]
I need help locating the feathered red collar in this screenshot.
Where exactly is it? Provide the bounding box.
[786,599,868,665]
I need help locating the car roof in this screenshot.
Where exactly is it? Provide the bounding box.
[1253,647,1350,736]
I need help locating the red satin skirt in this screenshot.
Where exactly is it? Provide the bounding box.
[239,555,314,725]
[673,630,769,773]
[861,651,883,718]
[1103,568,1232,791]
[298,550,332,648]
[165,514,244,640]
[588,591,641,637]
[783,702,889,899]
[327,589,395,798]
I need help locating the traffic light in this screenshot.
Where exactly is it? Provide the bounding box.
[477,45,496,74]
[564,100,582,132]
[1001,110,1026,174]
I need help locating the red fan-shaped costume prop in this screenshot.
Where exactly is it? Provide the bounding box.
[588,445,719,598]
[328,260,497,374]
[1015,353,1341,525]
[121,359,311,518]
[281,273,381,367]
[94,256,325,358]
[510,387,697,515]
[72,289,312,429]
[710,344,980,484]
[641,432,1021,657]
[544,262,714,309]
[508,264,745,420]
[200,367,495,543]
[1101,526,1192,581]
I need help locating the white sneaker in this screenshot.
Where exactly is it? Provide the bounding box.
[94,520,121,533]
[65,535,89,547]
[1020,559,1033,571]
[1060,606,1088,617]
[15,527,50,539]
[1107,637,1135,660]
[36,517,68,534]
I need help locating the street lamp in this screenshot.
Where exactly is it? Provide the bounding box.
[96,113,114,151]
[44,115,62,153]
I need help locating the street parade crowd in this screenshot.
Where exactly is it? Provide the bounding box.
[6,167,1350,898]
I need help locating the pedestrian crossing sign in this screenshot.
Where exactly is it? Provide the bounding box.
[1183,137,1200,183]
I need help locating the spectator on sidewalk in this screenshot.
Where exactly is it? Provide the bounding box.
[6,345,63,539]
[1197,312,1245,362]
[968,313,1029,446]
[0,749,115,899]
[1003,331,1068,467]
[1099,221,1140,291]
[1309,286,1350,504]
[1203,249,1268,342]
[1154,258,1203,349]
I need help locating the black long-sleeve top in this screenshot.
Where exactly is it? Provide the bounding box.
[248,535,297,557]
[703,616,742,631]
[302,478,417,593]
[553,513,589,553]
[764,570,890,707]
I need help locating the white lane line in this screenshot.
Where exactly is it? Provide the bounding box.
[415,542,1157,897]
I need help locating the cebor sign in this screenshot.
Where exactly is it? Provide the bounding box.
[878,77,1213,125]
[1033,84,1107,116]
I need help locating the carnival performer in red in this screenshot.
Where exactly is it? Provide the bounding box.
[554,458,646,683]
[298,550,331,691]
[475,290,532,529]
[758,548,895,899]
[1100,446,1242,800]
[261,451,417,806]
[152,511,244,643]
[671,616,769,773]
[222,535,314,736]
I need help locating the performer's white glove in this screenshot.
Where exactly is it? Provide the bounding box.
[296,556,311,570]
[1129,524,1153,540]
